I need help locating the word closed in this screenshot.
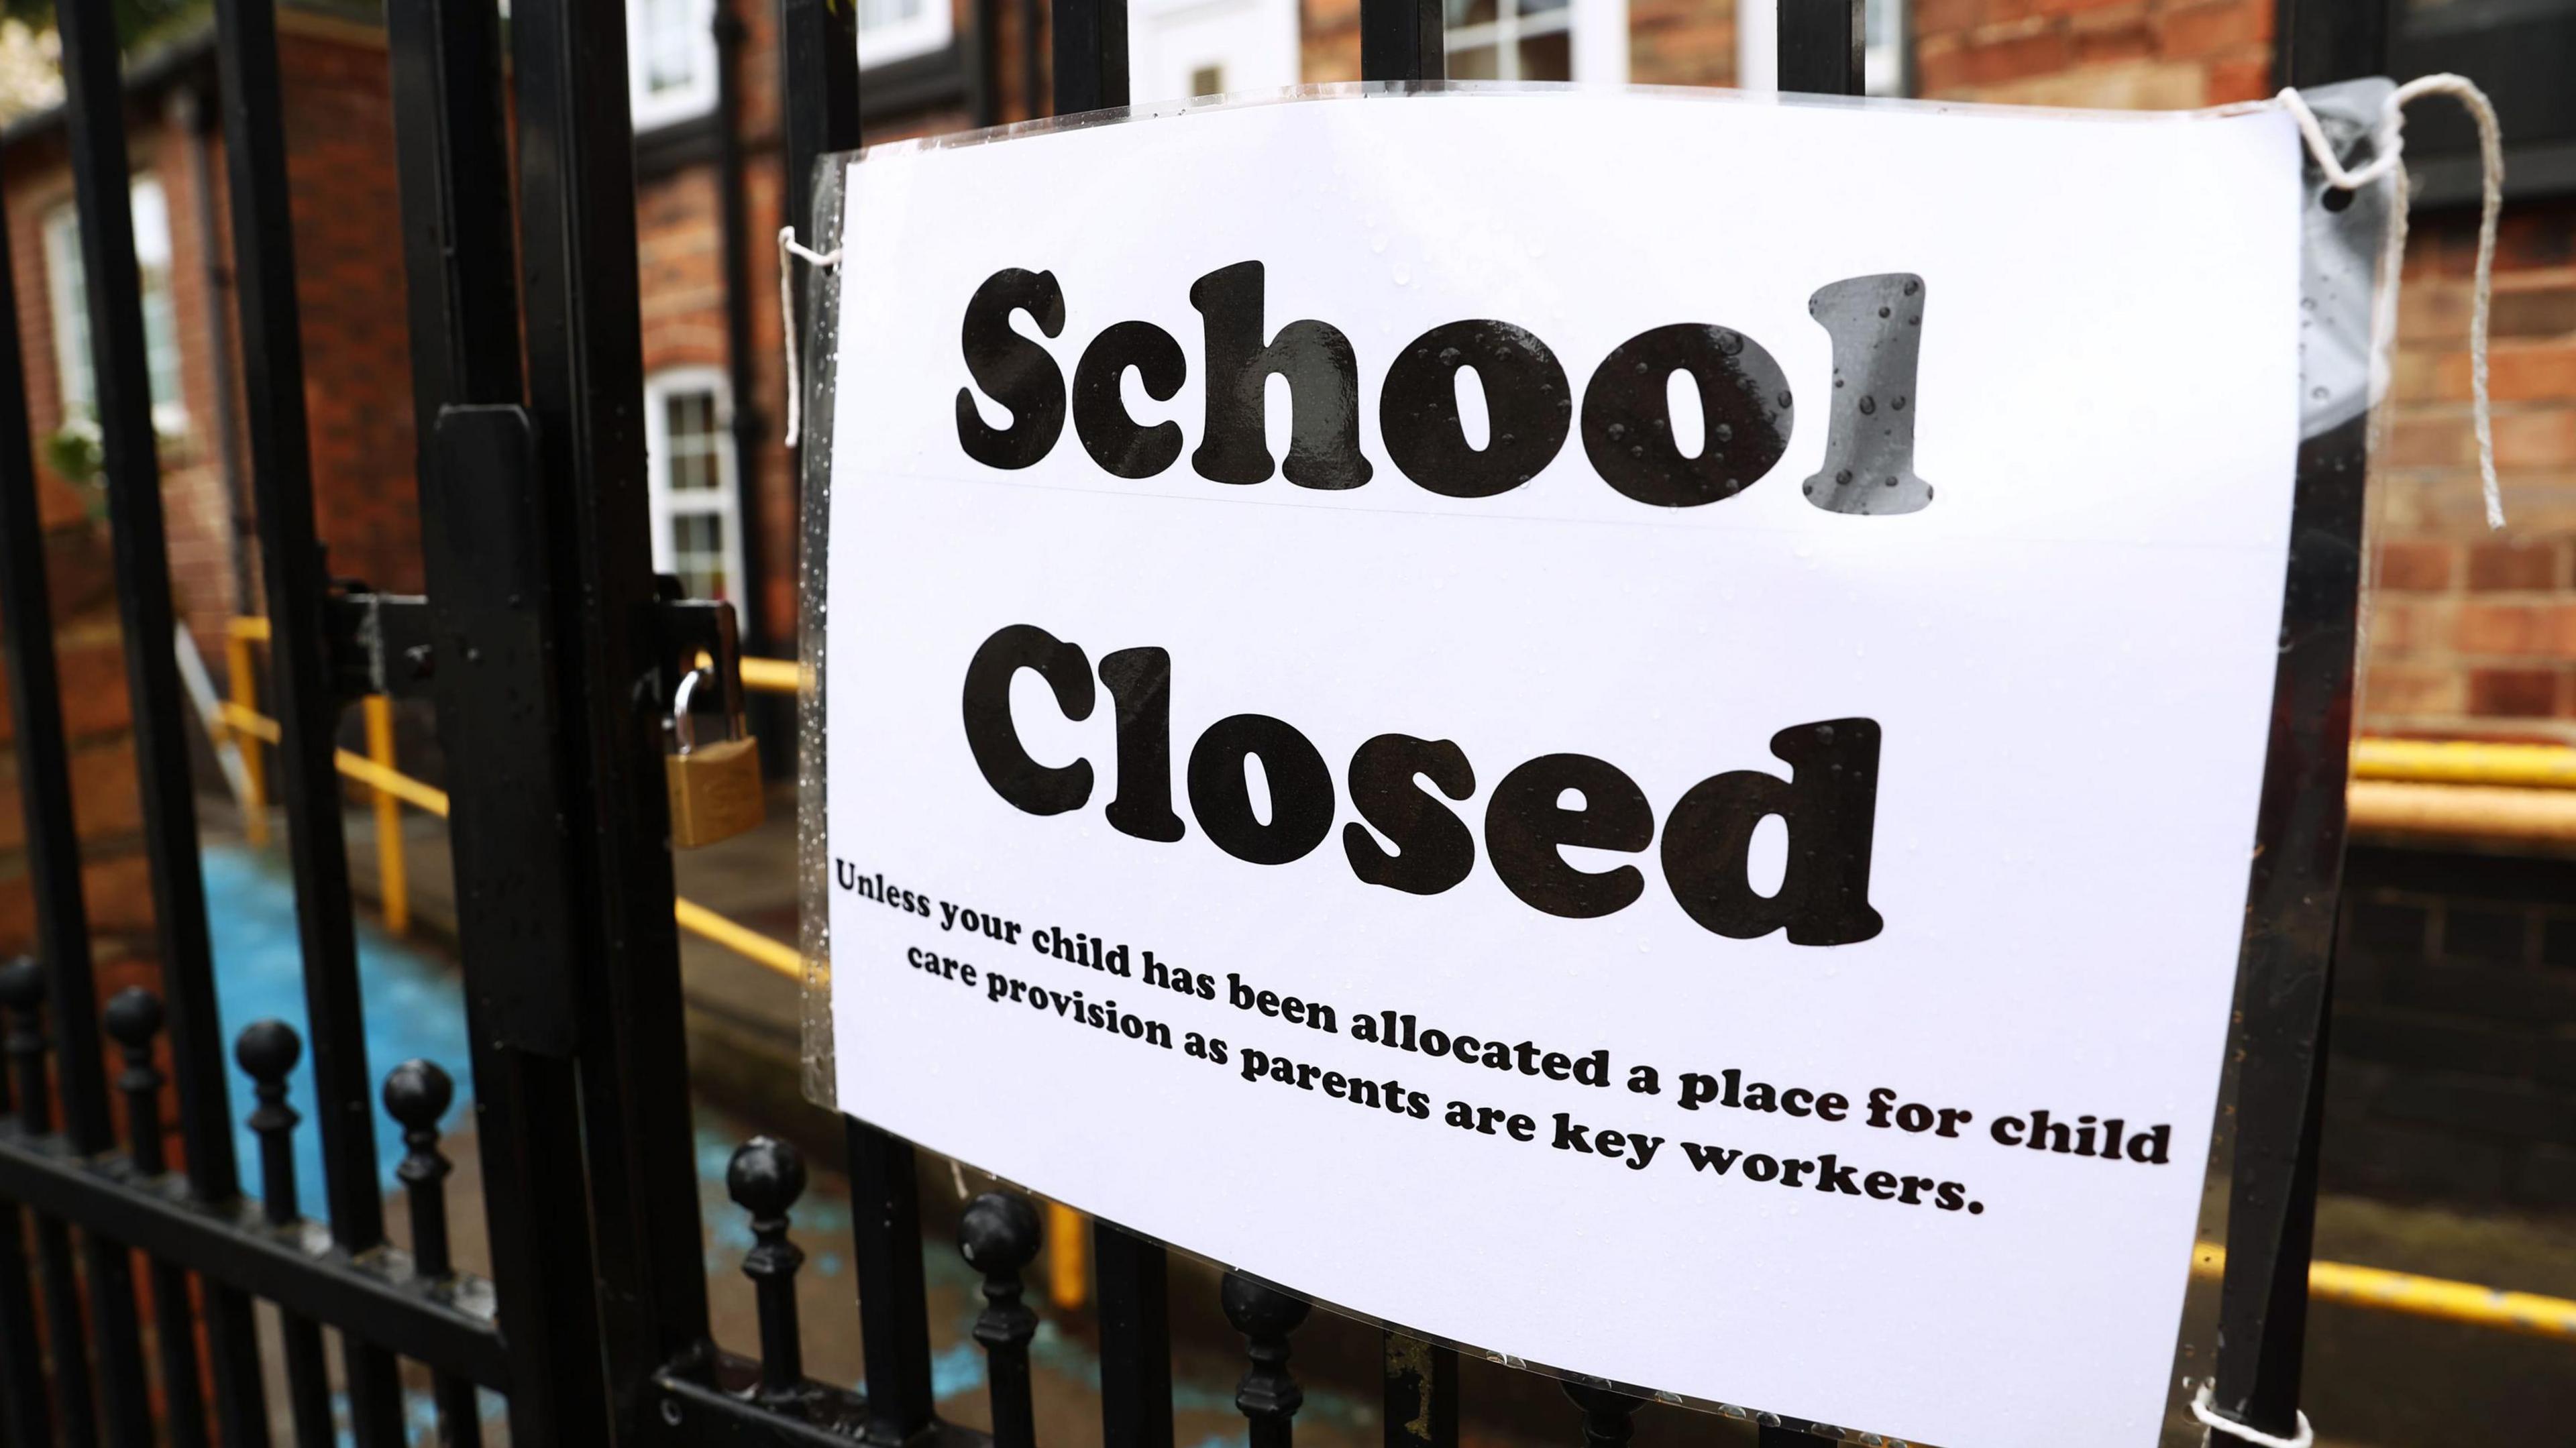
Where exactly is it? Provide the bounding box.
[961,623,1886,946]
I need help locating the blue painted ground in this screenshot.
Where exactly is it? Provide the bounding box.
[203,843,476,1218]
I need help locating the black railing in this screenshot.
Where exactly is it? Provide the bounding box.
[0,0,2381,1443]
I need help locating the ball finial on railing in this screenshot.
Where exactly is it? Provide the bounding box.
[727,1135,811,1405]
[103,987,170,1171]
[1223,1269,1311,1445]
[0,956,44,1014]
[381,1058,454,1131]
[959,1191,1042,1277]
[384,1058,461,1279]
[102,987,164,1049]
[727,1135,808,1220]
[960,1191,1043,1448]
[1221,1270,1311,1339]
[234,1018,303,1084]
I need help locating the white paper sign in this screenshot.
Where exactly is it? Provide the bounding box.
[824,89,2302,1448]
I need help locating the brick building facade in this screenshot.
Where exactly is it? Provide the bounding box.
[0,9,415,966]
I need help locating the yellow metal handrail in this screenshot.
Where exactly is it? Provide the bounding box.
[2191,1243,2576,1341]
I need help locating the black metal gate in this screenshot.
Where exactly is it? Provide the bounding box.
[0,0,2388,1444]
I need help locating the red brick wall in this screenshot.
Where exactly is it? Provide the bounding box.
[1913,0,2273,108]
[2372,202,2576,738]
[278,23,421,602]
[1915,0,2575,744]
[1631,0,1735,87]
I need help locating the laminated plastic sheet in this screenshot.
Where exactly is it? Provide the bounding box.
[795,80,2399,1448]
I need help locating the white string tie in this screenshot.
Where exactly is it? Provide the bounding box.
[2279,74,2506,528]
[2190,1383,2314,1448]
[778,225,844,448]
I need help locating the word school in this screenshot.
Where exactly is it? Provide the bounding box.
[956,262,1935,515]
[963,624,1886,944]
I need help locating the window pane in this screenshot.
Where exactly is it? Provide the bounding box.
[669,509,728,600]
[1517,0,1569,17]
[1449,43,1499,78]
[1445,0,1496,27]
[663,389,723,492]
[131,178,183,427]
[1189,64,1224,97]
[1517,30,1570,80]
[44,211,93,425]
[44,182,178,432]
[861,0,923,31]
[649,374,737,600]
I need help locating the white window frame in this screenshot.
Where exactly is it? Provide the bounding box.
[629,0,720,129]
[859,0,954,68]
[41,204,91,432]
[43,174,188,439]
[1442,0,1625,85]
[644,366,747,605]
[1864,0,1907,97]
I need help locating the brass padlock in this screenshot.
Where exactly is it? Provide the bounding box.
[665,666,764,848]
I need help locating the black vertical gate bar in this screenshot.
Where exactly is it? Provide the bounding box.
[1777,0,1864,96]
[52,0,215,1435]
[781,0,861,376]
[713,0,765,646]
[970,0,1000,125]
[206,0,409,1437]
[1095,1219,1173,1448]
[848,1121,936,1442]
[771,7,947,1436]
[0,85,89,1447]
[5,964,99,1441]
[1356,25,1451,1439]
[1740,11,1862,1441]
[382,0,614,1439]
[1360,0,1444,83]
[0,1197,46,1445]
[106,991,207,1448]
[1052,0,1128,115]
[2273,0,2387,101]
[511,0,717,1425]
[1020,0,1045,119]
[2208,11,2387,1441]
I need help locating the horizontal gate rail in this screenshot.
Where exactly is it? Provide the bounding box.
[0,1125,510,1387]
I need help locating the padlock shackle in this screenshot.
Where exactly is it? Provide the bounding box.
[672,665,731,755]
